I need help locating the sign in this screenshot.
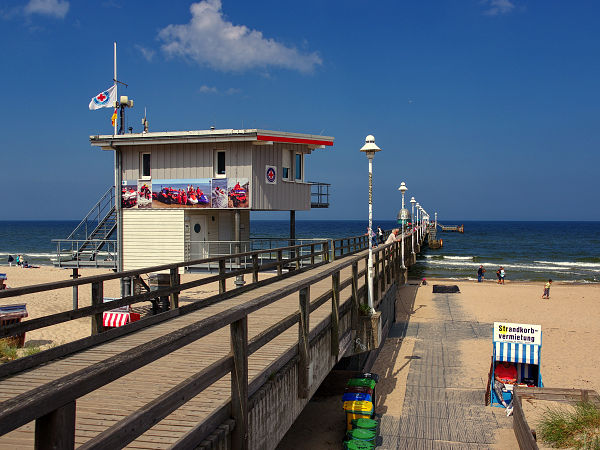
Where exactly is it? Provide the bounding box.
[493,322,542,346]
[265,165,277,184]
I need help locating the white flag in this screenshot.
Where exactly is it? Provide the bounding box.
[89,85,116,110]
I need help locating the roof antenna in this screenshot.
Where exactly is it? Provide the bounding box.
[141,107,149,133]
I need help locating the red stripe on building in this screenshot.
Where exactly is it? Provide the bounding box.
[256,135,333,146]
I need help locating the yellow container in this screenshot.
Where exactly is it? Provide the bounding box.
[343,400,373,431]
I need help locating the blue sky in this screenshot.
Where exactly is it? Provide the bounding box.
[1,0,599,221]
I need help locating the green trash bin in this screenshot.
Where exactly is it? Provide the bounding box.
[344,439,375,450]
[352,417,379,432]
[346,428,377,444]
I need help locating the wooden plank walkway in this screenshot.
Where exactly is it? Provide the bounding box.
[379,290,512,448]
[0,256,368,449]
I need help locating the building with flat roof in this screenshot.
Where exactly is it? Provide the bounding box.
[86,128,334,270]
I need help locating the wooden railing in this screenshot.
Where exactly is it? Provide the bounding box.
[0,237,405,449]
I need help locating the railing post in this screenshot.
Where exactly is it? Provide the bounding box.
[364,255,368,303]
[35,401,76,450]
[298,286,310,398]
[230,317,248,450]
[386,247,392,285]
[295,244,301,270]
[310,244,315,265]
[71,269,79,310]
[324,241,330,263]
[169,268,179,309]
[374,252,379,305]
[331,240,336,261]
[331,271,340,357]
[252,254,259,283]
[91,281,104,335]
[351,261,359,330]
[380,249,386,293]
[354,237,357,253]
[277,250,283,276]
[218,259,226,294]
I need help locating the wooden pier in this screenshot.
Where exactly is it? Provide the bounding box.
[0,229,427,449]
[438,223,464,233]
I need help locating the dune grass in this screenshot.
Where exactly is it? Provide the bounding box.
[537,401,600,449]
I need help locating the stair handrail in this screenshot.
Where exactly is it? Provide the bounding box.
[66,186,115,240]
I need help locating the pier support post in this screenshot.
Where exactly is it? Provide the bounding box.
[298,287,310,398]
[230,317,248,450]
[234,209,245,287]
[331,271,340,357]
[71,269,79,310]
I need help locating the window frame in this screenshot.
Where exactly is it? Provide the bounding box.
[282,149,291,181]
[294,152,303,181]
[140,152,151,180]
[214,150,226,178]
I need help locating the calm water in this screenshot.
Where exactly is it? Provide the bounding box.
[0,220,598,282]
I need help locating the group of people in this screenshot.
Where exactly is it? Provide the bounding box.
[476,265,506,284]
[367,226,405,248]
[7,255,27,268]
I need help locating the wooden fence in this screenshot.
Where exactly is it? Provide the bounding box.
[0,233,411,448]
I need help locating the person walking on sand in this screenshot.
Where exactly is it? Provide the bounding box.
[477,265,485,283]
[496,268,501,284]
[500,267,505,284]
[7,255,14,267]
[542,279,552,299]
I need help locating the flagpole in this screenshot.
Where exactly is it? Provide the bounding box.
[113,41,117,136]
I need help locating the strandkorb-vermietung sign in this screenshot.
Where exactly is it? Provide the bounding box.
[493,322,541,346]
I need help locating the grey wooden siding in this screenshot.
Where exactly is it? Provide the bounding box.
[120,141,316,211]
[251,143,311,211]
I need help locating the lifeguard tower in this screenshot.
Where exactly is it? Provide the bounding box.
[54,128,333,271]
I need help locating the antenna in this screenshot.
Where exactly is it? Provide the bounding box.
[141,107,149,133]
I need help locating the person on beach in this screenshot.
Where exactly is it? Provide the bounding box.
[16,254,21,267]
[496,268,501,284]
[377,226,384,245]
[477,265,485,282]
[542,279,552,299]
[7,255,14,267]
[494,361,517,413]
[500,267,505,284]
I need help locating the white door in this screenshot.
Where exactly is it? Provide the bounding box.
[189,215,208,259]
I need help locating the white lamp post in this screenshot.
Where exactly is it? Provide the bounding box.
[398,182,408,269]
[410,196,416,262]
[416,203,420,242]
[360,135,381,313]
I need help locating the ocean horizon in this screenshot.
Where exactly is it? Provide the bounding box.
[1,219,599,283]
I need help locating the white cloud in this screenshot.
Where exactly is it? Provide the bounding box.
[135,45,155,62]
[158,0,322,73]
[482,0,515,16]
[24,0,69,19]
[199,85,218,94]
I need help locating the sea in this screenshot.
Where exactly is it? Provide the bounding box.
[0,220,599,283]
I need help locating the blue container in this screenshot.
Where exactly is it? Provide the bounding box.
[342,392,373,403]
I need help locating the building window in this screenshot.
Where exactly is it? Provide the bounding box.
[295,153,303,181]
[282,150,291,180]
[140,152,151,179]
[214,150,226,178]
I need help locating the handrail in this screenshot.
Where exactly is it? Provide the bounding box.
[0,237,402,447]
[65,186,115,240]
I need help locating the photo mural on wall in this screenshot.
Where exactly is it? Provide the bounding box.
[122,178,250,209]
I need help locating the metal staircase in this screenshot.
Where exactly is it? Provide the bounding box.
[53,186,118,268]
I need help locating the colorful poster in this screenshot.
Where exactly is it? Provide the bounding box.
[137,180,152,209]
[227,178,250,208]
[151,179,212,209]
[121,181,137,209]
[211,178,228,208]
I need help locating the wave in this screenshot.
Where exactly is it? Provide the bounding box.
[0,251,55,258]
[534,260,600,269]
[443,256,473,261]
[418,259,600,274]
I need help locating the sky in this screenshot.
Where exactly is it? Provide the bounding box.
[1,0,599,222]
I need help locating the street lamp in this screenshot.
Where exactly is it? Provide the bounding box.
[416,203,420,242]
[410,196,416,262]
[360,134,381,313]
[398,182,408,269]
